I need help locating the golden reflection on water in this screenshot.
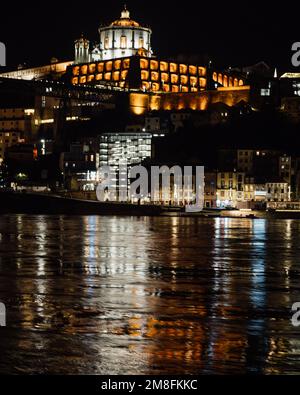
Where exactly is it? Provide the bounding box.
[1,215,300,374]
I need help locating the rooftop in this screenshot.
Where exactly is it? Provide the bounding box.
[110,6,140,28]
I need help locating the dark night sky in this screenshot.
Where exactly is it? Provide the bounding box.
[0,0,299,72]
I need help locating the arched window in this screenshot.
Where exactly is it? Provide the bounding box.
[120,36,127,49]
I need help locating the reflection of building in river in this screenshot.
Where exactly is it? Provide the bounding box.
[2,215,299,373]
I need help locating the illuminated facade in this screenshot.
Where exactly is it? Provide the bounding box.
[71,56,245,94]
[99,133,152,169]
[71,7,245,97]
[127,88,250,115]
[71,57,209,92]
[0,108,33,162]
[0,61,73,81]
[74,6,152,64]
[216,171,245,208]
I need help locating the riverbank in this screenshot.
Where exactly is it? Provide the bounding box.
[1,191,300,219]
[0,191,163,216]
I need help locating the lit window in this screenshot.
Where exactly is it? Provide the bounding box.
[114,60,121,70]
[139,37,144,48]
[180,64,188,74]
[89,64,96,73]
[120,36,127,49]
[113,71,120,81]
[170,63,178,73]
[104,72,111,81]
[171,74,179,84]
[150,60,159,70]
[161,73,169,83]
[160,62,168,72]
[141,70,149,80]
[104,37,109,50]
[261,89,270,96]
[189,65,197,75]
[140,58,149,69]
[97,63,104,73]
[81,65,88,75]
[151,72,159,82]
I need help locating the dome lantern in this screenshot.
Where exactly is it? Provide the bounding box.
[121,5,130,19]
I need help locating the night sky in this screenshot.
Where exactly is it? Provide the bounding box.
[0,0,299,72]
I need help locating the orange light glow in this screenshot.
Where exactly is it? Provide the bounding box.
[161,73,169,83]
[198,67,206,76]
[199,78,206,88]
[150,60,159,70]
[163,84,170,92]
[88,64,96,73]
[81,65,88,75]
[179,64,188,74]
[170,63,178,73]
[122,58,130,69]
[113,71,120,81]
[104,72,111,81]
[151,71,159,82]
[106,61,113,72]
[97,63,104,73]
[180,75,188,85]
[141,70,149,80]
[189,65,197,75]
[152,82,160,92]
[171,74,179,84]
[223,75,228,87]
[160,61,169,72]
[121,70,128,80]
[129,93,149,115]
[140,58,149,69]
[142,81,150,91]
[73,66,80,76]
[114,60,122,70]
[190,76,197,86]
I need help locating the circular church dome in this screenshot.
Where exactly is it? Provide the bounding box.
[110,7,140,27]
[98,6,152,61]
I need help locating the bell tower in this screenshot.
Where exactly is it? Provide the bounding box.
[74,35,90,64]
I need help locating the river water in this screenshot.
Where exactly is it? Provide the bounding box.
[0,215,300,374]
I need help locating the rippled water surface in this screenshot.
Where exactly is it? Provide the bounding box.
[0,215,300,374]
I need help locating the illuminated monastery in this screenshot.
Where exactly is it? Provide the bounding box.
[72,6,246,95]
[0,6,250,115]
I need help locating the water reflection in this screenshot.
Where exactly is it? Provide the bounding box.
[0,215,300,374]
